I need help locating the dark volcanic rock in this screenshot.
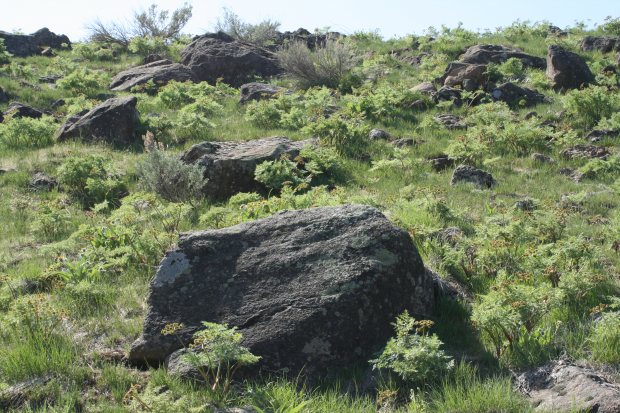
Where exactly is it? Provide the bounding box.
[144,54,163,64]
[179,136,315,201]
[430,86,462,105]
[546,45,595,91]
[391,138,414,147]
[180,32,282,87]
[0,86,7,103]
[435,62,488,87]
[516,361,620,413]
[269,28,344,51]
[38,75,63,84]
[30,27,71,49]
[410,81,436,94]
[55,96,138,144]
[489,82,549,106]
[30,172,58,191]
[109,60,198,92]
[434,114,466,130]
[4,102,51,119]
[129,203,433,376]
[238,82,291,105]
[579,36,619,53]
[450,165,495,188]
[425,154,456,171]
[559,145,610,160]
[586,129,619,142]
[0,31,40,57]
[461,44,546,69]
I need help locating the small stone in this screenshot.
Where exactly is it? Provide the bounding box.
[368,128,390,141]
[531,153,555,163]
[524,111,539,120]
[391,138,414,147]
[450,164,495,189]
[409,99,427,110]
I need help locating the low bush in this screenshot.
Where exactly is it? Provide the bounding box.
[562,85,620,127]
[0,115,56,148]
[57,69,108,96]
[255,155,310,190]
[128,35,168,57]
[0,38,11,64]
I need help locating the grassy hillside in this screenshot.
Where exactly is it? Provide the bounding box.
[0,19,619,412]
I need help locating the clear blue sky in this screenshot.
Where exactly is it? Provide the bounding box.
[1,0,618,42]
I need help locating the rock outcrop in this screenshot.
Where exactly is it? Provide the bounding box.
[238,82,290,105]
[180,32,282,87]
[579,35,620,53]
[129,203,434,377]
[559,145,610,160]
[450,165,495,188]
[179,136,315,200]
[0,31,40,57]
[55,96,138,144]
[546,45,595,90]
[4,102,51,119]
[109,60,199,92]
[30,27,71,49]
[461,44,546,69]
[489,82,549,106]
[435,62,488,88]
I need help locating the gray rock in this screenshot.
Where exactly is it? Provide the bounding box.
[38,75,63,84]
[0,86,7,103]
[409,99,427,110]
[180,32,282,87]
[129,203,433,377]
[180,136,316,201]
[559,145,610,160]
[71,58,86,62]
[238,82,291,105]
[523,111,539,120]
[424,154,456,171]
[531,153,555,163]
[489,82,549,106]
[441,227,463,244]
[410,81,437,94]
[600,64,617,74]
[41,47,55,57]
[515,198,534,211]
[4,102,51,119]
[435,62,488,88]
[109,60,198,92]
[391,138,414,147]
[461,44,546,69]
[0,31,40,57]
[431,86,462,105]
[30,172,58,191]
[50,99,65,110]
[0,375,53,409]
[450,165,495,189]
[434,114,466,130]
[586,129,619,142]
[516,361,620,413]
[401,52,434,67]
[30,27,71,49]
[546,45,595,91]
[462,78,476,91]
[165,348,205,381]
[144,54,163,64]
[55,96,139,145]
[19,81,43,91]
[368,128,390,141]
[579,36,620,53]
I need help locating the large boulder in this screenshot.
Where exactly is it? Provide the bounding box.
[129,203,434,376]
[55,96,138,144]
[4,102,51,119]
[579,36,620,53]
[0,31,40,57]
[238,82,290,105]
[179,136,314,201]
[546,45,595,91]
[180,32,282,87]
[489,82,549,106]
[517,361,620,413]
[435,62,488,88]
[109,60,199,92]
[461,44,546,69]
[30,27,71,49]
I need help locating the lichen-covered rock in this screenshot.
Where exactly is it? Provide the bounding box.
[368,128,390,141]
[546,45,595,91]
[4,102,51,119]
[579,36,620,53]
[30,27,71,49]
[238,82,291,105]
[450,165,495,188]
[461,44,546,69]
[517,361,620,413]
[435,62,488,88]
[559,145,610,160]
[180,32,282,87]
[38,75,63,84]
[109,60,198,92]
[489,82,549,106]
[430,87,462,105]
[425,154,456,171]
[585,129,619,142]
[55,96,138,144]
[434,114,466,130]
[129,203,433,376]
[410,81,437,94]
[391,138,414,147]
[0,31,40,57]
[179,136,315,201]
[531,153,555,163]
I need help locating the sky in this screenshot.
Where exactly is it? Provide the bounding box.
[0,0,618,42]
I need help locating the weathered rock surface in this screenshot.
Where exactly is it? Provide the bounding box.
[435,62,488,88]
[55,96,138,144]
[30,172,58,191]
[268,28,344,51]
[559,145,610,160]
[579,35,620,53]
[4,102,51,119]
[546,45,595,91]
[430,86,462,105]
[425,154,456,171]
[435,114,466,130]
[450,165,495,188]
[0,375,53,410]
[38,75,63,84]
[238,82,290,105]
[180,32,282,87]
[461,44,546,69]
[410,81,437,94]
[30,27,71,49]
[129,203,433,377]
[531,153,555,163]
[109,60,198,92]
[586,129,619,142]
[368,128,390,141]
[391,138,414,147]
[180,136,315,200]
[0,86,8,103]
[516,361,620,413]
[489,82,549,106]
[401,52,434,67]
[0,31,40,57]
[144,54,163,64]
